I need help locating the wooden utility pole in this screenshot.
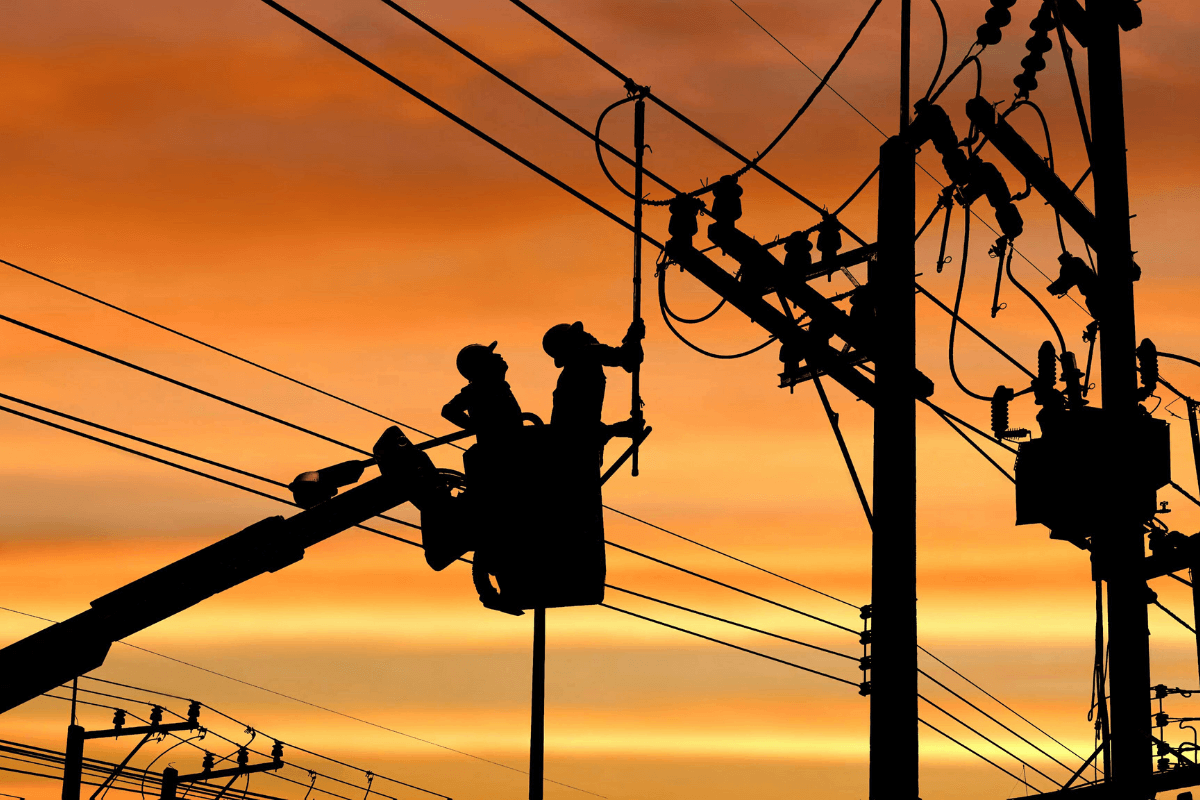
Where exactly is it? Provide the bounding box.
[869,0,917,796]
[529,607,547,800]
[1087,0,1150,796]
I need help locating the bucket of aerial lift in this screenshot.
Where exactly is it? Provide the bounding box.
[1015,407,1170,544]
[462,422,605,610]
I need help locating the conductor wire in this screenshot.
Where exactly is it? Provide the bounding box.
[947,208,993,401]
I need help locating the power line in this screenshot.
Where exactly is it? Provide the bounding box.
[0,388,858,636]
[921,401,1016,483]
[602,504,859,608]
[0,311,372,457]
[605,585,859,661]
[919,693,1061,788]
[253,0,661,249]
[0,257,855,617]
[605,540,859,634]
[917,645,1087,761]
[501,0,868,244]
[600,604,861,688]
[918,668,1081,774]
[919,717,1039,791]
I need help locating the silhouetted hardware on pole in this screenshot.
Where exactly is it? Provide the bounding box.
[1015,337,1169,548]
[1052,0,1142,47]
[908,100,1023,241]
[159,742,283,800]
[665,196,879,404]
[0,426,446,715]
[63,702,200,800]
[965,95,1142,281]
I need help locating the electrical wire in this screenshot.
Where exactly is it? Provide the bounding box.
[811,374,873,530]
[921,398,1019,455]
[1005,239,1068,356]
[1008,98,1067,254]
[720,0,885,183]
[1049,0,1092,156]
[919,669,1082,773]
[501,0,867,243]
[600,604,861,687]
[0,389,863,637]
[929,48,983,104]
[254,0,662,250]
[919,717,1038,790]
[657,266,779,359]
[917,645,1086,761]
[946,208,995,402]
[605,585,859,661]
[919,694,1061,787]
[833,165,880,217]
[915,282,1036,380]
[605,539,859,634]
[0,312,373,456]
[921,402,1016,483]
[725,0,887,139]
[923,0,949,102]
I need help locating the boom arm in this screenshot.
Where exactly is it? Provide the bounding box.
[0,471,416,714]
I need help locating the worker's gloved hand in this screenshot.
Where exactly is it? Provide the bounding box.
[624,317,646,343]
[373,426,441,507]
[605,417,645,441]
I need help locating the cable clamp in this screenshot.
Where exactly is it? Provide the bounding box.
[858,681,872,697]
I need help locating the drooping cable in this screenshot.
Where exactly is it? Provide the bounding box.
[1007,99,1067,253]
[946,208,995,402]
[1005,238,1068,355]
[833,165,881,217]
[923,0,950,102]
[725,0,887,139]
[720,0,885,182]
[929,48,983,104]
[657,266,778,359]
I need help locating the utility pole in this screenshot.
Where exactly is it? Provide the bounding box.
[869,0,917,796]
[1087,0,1150,795]
[529,608,546,800]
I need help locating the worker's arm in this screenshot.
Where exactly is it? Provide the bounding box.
[592,319,645,373]
[441,391,473,430]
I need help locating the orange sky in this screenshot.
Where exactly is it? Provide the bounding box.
[2,1,1200,799]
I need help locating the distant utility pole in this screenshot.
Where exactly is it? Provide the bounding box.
[869,0,918,796]
[1087,0,1150,795]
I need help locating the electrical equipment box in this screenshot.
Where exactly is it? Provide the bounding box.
[462,425,605,610]
[1015,407,1170,545]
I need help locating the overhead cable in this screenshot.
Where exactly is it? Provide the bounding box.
[919,717,1039,790]
[600,604,861,687]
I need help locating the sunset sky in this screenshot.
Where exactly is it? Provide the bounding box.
[2,1,1200,799]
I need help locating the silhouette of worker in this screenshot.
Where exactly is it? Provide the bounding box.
[441,341,528,615]
[541,319,645,442]
[441,342,523,443]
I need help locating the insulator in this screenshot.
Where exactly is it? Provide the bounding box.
[112,709,126,729]
[1026,35,1053,54]
[910,100,958,154]
[1154,684,1170,699]
[667,194,703,245]
[784,231,813,273]
[1137,338,1159,393]
[992,386,1013,438]
[1159,757,1172,772]
[1038,342,1056,385]
[1020,54,1047,72]
[187,701,201,724]
[859,656,872,672]
[1061,351,1086,409]
[709,174,743,225]
[1030,2,1057,32]
[150,706,163,726]
[1117,0,1142,32]
[271,741,284,762]
[816,218,842,260]
[237,747,249,767]
[859,630,872,645]
[858,681,872,697]
[202,752,215,772]
[976,0,1017,46]
[1013,72,1039,95]
[1047,252,1097,305]
[860,604,873,620]
[1156,712,1170,729]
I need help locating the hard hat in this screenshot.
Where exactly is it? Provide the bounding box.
[542,322,582,368]
[456,341,498,378]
